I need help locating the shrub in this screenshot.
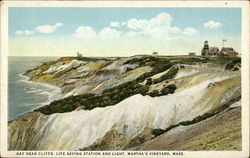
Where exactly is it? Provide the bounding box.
[146,78,153,85]
[151,129,165,136]
[153,67,179,84]
[160,84,177,95]
[225,59,241,71]
[148,90,160,97]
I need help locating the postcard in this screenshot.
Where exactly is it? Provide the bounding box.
[0,1,249,158]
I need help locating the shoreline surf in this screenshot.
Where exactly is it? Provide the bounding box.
[10,73,62,121]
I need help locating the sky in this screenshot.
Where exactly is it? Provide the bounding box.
[9,7,241,57]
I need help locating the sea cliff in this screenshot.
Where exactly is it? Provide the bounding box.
[8,55,241,150]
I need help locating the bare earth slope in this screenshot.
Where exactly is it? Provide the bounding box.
[134,107,241,150]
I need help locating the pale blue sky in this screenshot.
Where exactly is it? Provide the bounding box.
[9,7,241,56]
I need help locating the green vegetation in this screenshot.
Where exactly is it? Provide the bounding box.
[151,129,166,136]
[35,81,149,114]
[35,77,177,115]
[34,56,180,115]
[207,56,241,65]
[148,90,159,97]
[148,84,177,97]
[127,57,178,83]
[225,58,241,71]
[152,124,178,136]
[32,55,240,116]
[161,84,177,95]
[153,67,179,84]
[124,55,158,66]
[174,56,208,65]
[169,56,241,67]
[24,61,56,77]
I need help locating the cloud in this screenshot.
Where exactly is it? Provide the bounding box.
[126,18,149,30]
[15,30,23,35]
[204,21,222,29]
[72,12,197,40]
[15,30,34,35]
[24,30,34,35]
[14,23,62,36]
[73,26,121,39]
[121,22,127,26]
[126,13,173,30]
[99,27,122,39]
[123,12,182,38]
[73,26,96,39]
[149,13,173,26]
[35,23,63,33]
[55,23,63,27]
[182,27,198,35]
[110,22,120,27]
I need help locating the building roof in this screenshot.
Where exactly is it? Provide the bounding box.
[220,47,238,55]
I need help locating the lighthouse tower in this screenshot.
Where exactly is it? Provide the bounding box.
[201,41,209,56]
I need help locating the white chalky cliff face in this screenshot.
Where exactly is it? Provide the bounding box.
[8,74,240,150]
[8,56,241,150]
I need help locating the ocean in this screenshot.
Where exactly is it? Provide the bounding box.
[8,56,59,121]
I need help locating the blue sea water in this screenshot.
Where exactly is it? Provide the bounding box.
[8,56,59,121]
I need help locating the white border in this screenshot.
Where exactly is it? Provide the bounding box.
[0,2,9,157]
[0,1,249,158]
[0,0,249,7]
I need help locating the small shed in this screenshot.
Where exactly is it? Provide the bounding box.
[152,52,159,56]
[188,52,196,56]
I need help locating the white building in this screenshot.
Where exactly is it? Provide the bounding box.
[77,52,83,57]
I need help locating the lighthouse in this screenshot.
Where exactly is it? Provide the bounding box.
[201,41,209,56]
